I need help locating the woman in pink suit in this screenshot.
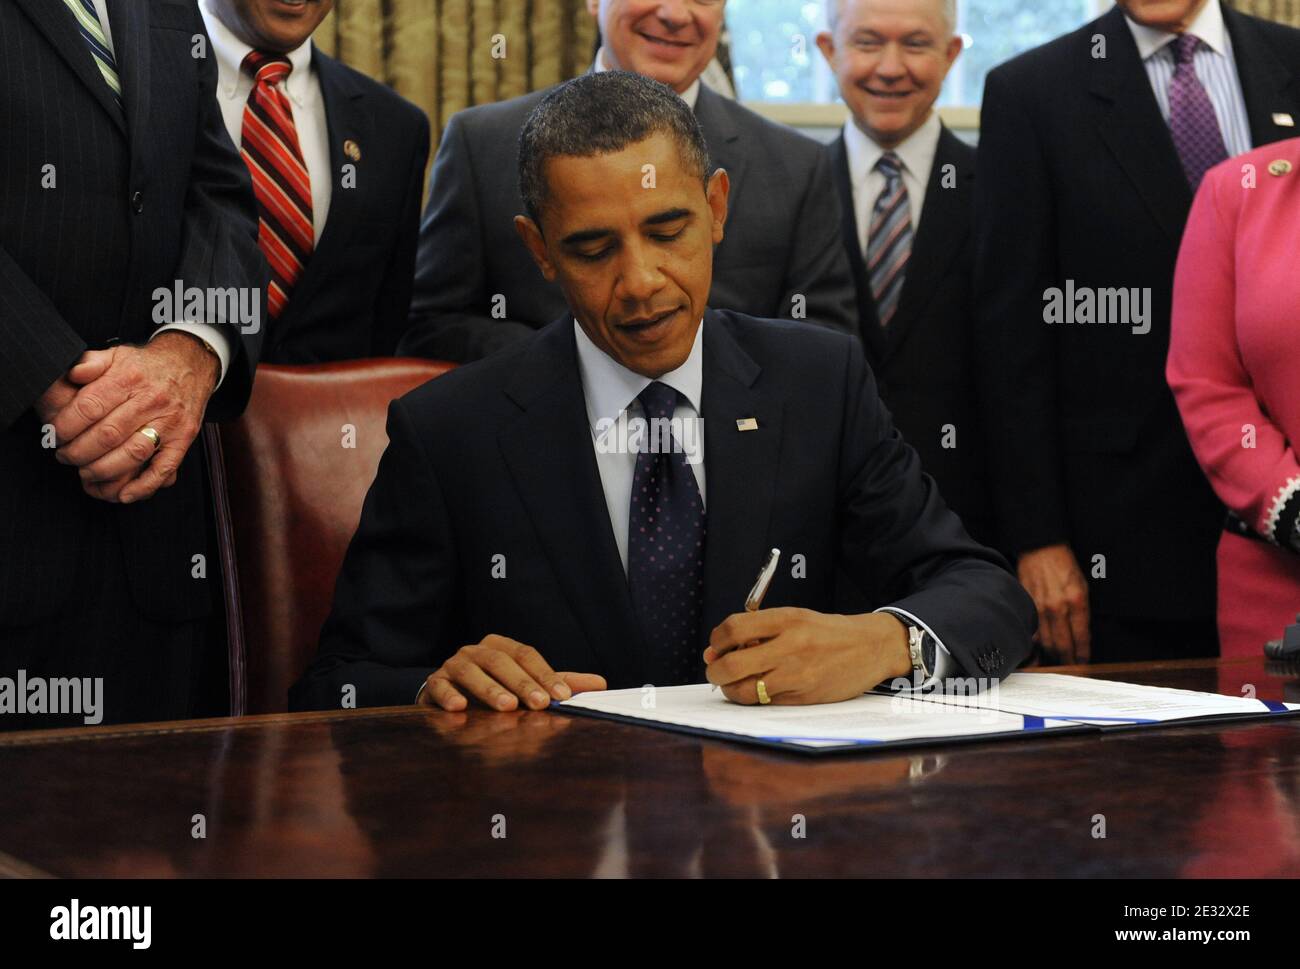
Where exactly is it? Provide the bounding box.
[1169,137,1300,658]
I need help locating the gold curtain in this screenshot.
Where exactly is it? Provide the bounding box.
[1230,0,1300,25]
[313,0,598,149]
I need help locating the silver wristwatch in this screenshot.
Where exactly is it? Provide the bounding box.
[905,623,934,685]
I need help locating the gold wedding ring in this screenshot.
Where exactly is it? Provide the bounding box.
[756,679,771,705]
[137,426,162,451]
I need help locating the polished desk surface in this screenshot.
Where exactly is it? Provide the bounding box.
[1,658,1298,878]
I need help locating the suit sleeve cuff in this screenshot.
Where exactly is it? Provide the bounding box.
[873,606,954,691]
[151,322,232,390]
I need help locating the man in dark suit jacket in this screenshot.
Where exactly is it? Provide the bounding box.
[399,0,857,364]
[292,71,1033,714]
[200,0,430,363]
[974,0,1300,663]
[819,0,994,549]
[0,0,265,727]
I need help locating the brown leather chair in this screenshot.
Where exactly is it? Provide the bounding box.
[214,359,455,715]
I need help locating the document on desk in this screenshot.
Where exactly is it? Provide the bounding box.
[554,673,1300,754]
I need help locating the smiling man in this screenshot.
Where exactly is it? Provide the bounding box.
[399,0,857,364]
[290,71,1034,714]
[818,0,996,552]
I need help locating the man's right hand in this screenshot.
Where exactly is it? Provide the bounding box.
[1017,544,1091,665]
[418,635,607,712]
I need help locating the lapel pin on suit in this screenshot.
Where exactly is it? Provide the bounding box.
[736,418,758,432]
[343,138,361,161]
[1268,159,1293,176]
[1272,113,1295,128]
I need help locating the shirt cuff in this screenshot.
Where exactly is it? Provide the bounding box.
[151,322,231,390]
[873,606,955,691]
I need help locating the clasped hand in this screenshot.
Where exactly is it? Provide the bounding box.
[34,332,219,504]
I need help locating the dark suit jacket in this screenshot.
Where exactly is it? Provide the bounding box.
[829,124,994,549]
[260,47,430,364]
[0,0,265,626]
[291,309,1035,710]
[973,3,1300,620]
[399,84,859,363]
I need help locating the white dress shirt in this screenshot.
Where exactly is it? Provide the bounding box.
[841,110,942,259]
[574,318,706,574]
[572,318,956,688]
[1124,1,1252,158]
[199,0,332,243]
[88,0,233,387]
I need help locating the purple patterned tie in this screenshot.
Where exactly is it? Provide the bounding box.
[1167,34,1228,189]
[627,381,707,686]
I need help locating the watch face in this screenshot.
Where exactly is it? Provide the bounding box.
[922,634,936,675]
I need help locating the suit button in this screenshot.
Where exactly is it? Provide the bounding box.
[131,191,144,214]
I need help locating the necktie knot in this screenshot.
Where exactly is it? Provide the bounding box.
[1172,33,1202,66]
[876,151,903,180]
[242,51,292,85]
[637,381,679,423]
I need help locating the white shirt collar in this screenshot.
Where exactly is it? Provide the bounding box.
[1124,0,1229,61]
[842,109,942,189]
[573,317,705,433]
[593,47,702,110]
[200,0,314,106]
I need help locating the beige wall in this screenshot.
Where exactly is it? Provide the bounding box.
[312,0,597,149]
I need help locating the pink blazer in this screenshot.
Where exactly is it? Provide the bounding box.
[1169,137,1300,545]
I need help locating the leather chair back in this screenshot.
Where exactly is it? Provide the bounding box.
[218,359,454,714]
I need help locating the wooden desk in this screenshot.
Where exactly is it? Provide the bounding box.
[1,658,1298,877]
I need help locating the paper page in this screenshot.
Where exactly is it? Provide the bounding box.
[557,683,1071,750]
[897,671,1300,724]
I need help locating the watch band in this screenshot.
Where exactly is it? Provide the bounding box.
[906,623,932,684]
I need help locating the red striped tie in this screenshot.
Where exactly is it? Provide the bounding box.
[240,51,313,320]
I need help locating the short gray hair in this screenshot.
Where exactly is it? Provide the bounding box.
[518,71,713,225]
[826,0,958,35]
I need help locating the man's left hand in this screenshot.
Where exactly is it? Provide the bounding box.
[703,607,913,705]
[51,332,219,504]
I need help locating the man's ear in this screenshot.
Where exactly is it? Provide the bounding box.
[514,215,557,282]
[706,168,730,245]
[815,30,836,68]
[944,33,964,70]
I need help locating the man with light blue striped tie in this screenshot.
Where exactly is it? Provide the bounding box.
[818,0,999,552]
[866,152,913,327]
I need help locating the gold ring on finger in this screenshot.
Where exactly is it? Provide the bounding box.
[137,426,162,451]
[756,679,771,705]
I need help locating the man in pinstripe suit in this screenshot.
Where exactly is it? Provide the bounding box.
[0,0,266,728]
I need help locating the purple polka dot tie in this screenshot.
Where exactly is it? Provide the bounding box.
[1167,34,1228,190]
[627,381,707,686]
